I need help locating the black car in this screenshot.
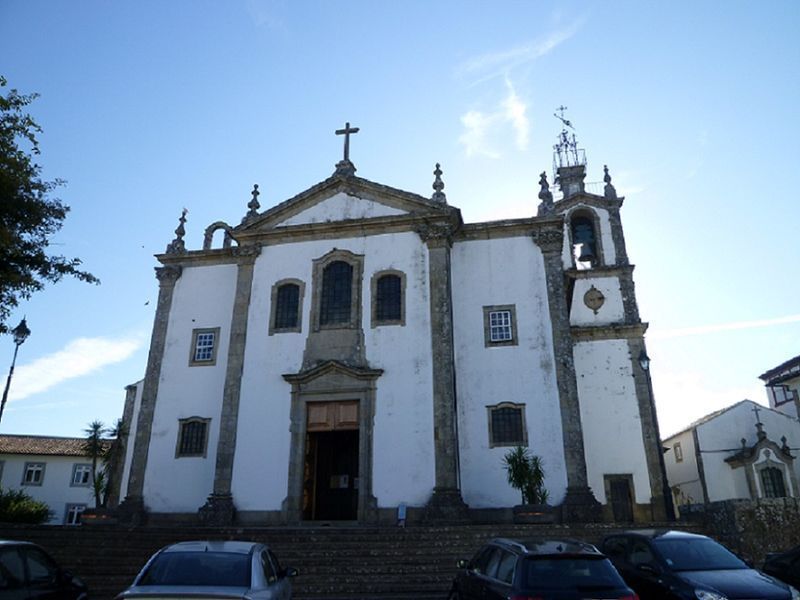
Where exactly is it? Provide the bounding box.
[764,545,800,589]
[449,537,638,599]
[601,530,799,600]
[0,540,88,599]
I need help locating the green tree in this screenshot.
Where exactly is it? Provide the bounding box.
[502,446,550,505]
[0,487,51,524]
[0,76,98,334]
[82,420,109,508]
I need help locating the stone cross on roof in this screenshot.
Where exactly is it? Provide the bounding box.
[334,122,359,177]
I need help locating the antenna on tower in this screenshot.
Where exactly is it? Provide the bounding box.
[552,105,586,175]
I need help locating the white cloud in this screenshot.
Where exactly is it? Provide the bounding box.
[11,335,145,400]
[456,21,584,86]
[649,314,800,340]
[458,79,530,158]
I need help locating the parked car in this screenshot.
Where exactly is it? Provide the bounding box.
[764,545,800,589]
[449,537,639,599]
[115,540,298,600]
[601,530,800,600]
[0,540,88,599]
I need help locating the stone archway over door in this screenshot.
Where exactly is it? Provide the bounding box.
[283,361,382,523]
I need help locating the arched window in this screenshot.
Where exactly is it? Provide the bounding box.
[375,273,402,323]
[320,261,353,325]
[570,213,598,268]
[760,466,787,498]
[274,283,300,330]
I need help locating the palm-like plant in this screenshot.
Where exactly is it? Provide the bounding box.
[82,420,109,508]
[502,446,549,505]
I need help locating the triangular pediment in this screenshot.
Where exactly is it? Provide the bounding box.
[238,174,455,233]
[554,191,624,214]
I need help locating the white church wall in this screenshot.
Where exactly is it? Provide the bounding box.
[569,277,625,326]
[278,192,405,226]
[451,236,569,508]
[231,231,435,511]
[143,263,238,512]
[664,429,704,507]
[573,339,650,504]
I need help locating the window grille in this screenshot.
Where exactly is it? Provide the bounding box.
[274,284,300,329]
[320,261,353,325]
[194,331,215,362]
[489,310,513,342]
[490,406,524,446]
[376,275,402,321]
[178,420,208,456]
[761,466,787,498]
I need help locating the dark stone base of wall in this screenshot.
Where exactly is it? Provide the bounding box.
[198,494,236,526]
[560,486,603,523]
[116,495,147,526]
[423,487,470,524]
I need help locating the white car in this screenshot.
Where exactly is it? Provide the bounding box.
[115,540,298,600]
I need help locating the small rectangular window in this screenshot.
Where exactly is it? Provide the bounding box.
[483,305,518,347]
[673,442,683,462]
[189,327,220,366]
[71,464,92,486]
[22,462,45,486]
[65,504,86,526]
[176,418,210,457]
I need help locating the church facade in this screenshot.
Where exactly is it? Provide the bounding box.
[117,126,668,525]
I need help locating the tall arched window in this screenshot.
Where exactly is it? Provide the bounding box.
[760,466,787,498]
[320,261,353,325]
[275,283,300,329]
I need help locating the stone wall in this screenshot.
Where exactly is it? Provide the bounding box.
[681,498,800,563]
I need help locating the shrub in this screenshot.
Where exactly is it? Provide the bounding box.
[502,446,550,505]
[0,488,51,524]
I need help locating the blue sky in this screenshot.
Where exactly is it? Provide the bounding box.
[1,0,798,439]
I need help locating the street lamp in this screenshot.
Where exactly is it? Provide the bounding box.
[0,318,31,425]
[638,348,676,521]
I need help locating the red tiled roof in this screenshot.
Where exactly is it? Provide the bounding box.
[0,435,110,457]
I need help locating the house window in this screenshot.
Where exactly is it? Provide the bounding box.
[487,403,527,447]
[65,504,86,526]
[189,327,220,366]
[760,466,787,498]
[372,271,405,326]
[270,280,304,334]
[483,305,518,347]
[22,462,45,486]
[176,418,210,457]
[320,261,353,325]
[673,443,683,462]
[71,464,92,487]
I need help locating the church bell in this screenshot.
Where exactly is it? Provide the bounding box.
[578,241,596,262]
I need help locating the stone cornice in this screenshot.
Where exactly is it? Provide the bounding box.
[555,193,624,214]
[571,322,648,341]
[456,216,563,242]
[157,249,242,268]
[283,360,384,384]
[566,265,636,280]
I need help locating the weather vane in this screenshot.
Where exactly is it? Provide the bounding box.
[554,105,573,129]
[552,106,583,169]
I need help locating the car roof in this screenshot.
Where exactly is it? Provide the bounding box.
[607,529,710,541]
[491,538,603,556]
[160,540,262,554]
[0,540,40,548]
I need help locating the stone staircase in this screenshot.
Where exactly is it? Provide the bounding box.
[0,522,695,599]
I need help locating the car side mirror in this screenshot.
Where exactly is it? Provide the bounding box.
[282,566,299,578]
[637,563,661,576]
[456,559,469,569]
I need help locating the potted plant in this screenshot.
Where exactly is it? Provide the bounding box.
[502,446,554,523]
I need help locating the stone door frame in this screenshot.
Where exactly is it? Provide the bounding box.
[282,361,382,523]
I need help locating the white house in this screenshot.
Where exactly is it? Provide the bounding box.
[664,399,800,512]
[117,125,669,525]
[0,435,102,525]
[760,354,800,419]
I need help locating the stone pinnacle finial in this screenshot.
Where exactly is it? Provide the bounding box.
[166,208,188,254]
[537,171,554,216]
[245,184,261,220]
[603,165,617,199]
[431,163,447,203]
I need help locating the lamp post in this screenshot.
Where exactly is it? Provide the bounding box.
[638,348,676,521]
[0,318,31,425]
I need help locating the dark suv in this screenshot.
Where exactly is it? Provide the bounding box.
[0,540,88,599]
[601,530,799,600]
[449,537,638,599]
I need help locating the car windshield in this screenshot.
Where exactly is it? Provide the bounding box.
[138,551,251,586]
[521,556,627,591]
[654,538,747,572]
